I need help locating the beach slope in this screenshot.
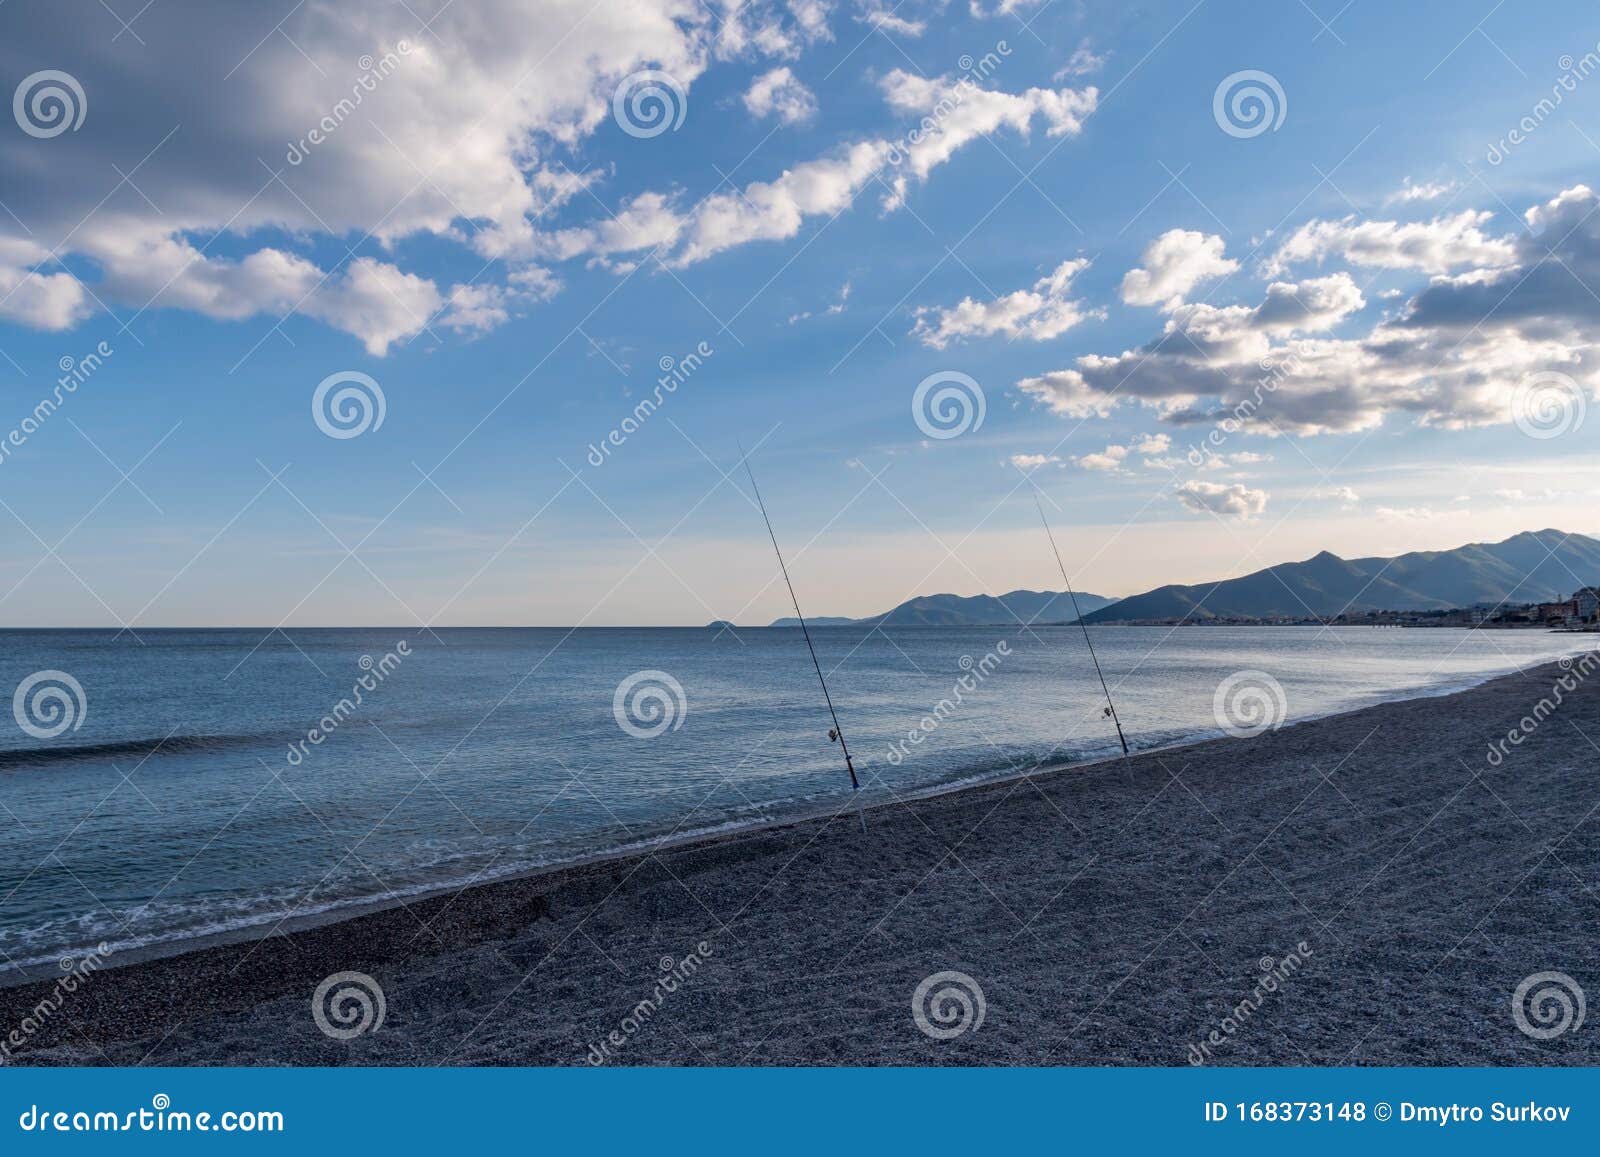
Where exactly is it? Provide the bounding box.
[4,659,1598,1066]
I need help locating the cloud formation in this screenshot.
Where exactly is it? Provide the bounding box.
[1073,444,1131,471]
[744,67,818,124]
[912,258,1099,347]
[1019,271,1368,429]
[1120,230,1238,308]
[788,280,851,324]
[540,69,1096,270]
[1376,505,1438,522]
[854,0,926,35]
[1317,485,1361,508]
[1016,185,1600,439]
[876,69,1097,212]
[1055,43,1108,79]
[1009,452,1060,469]
[1175,480,1268,518]
[1386,178,1456,204]
[0,2,1095,355]
[1070,432,1172,472]
[1267,210,1516,275]
[0,0,734,349]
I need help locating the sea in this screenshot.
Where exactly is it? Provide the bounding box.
[0,624,1590,976]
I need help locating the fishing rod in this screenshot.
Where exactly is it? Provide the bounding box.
[1033,490,1130,758]
[739,446,862,795]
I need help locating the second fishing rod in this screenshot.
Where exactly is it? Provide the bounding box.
[1033,489,1130,758]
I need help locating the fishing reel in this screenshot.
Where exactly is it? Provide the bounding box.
[828,728,839,743]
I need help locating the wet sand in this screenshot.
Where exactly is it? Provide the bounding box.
[4,658,1598,1066]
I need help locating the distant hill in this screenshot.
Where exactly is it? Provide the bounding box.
[767,588,1118,628]
[1084,529,1600,623]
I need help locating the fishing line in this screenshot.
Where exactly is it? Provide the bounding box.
[1033,489,1130,758]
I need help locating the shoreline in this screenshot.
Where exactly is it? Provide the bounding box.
[4,657,1598,1065]
[1,647,1584,987]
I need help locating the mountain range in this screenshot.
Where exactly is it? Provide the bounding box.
[1083,529,1600,623]
[741,530,1600,629]
[765,588,1118,628]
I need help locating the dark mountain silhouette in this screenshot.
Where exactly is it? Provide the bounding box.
[766,588,1118,628]
[1083,529,1600,622]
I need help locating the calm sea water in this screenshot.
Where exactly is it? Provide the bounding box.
[0,624,1589,973]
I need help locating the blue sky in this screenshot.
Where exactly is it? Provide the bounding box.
[1,0,1598,626]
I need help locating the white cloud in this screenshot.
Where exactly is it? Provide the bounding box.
[912,258,1099,347]
[1267,210,1516,275]
[304,258,448,356]
[541,191,689,266]
[62,225,532,356]
[1318,485,1361,508]
[969,0,1045,15]
[1524,184,1596,231]
[1376,505,1438,522]
[1175,480,1268,518]
[1055,43,1107,79]
[0,1,888,353]
[1387,178,1456,204]
[1120,230,1238,308]
[877,70,1097,211]
[1072,432,1173,472]
[1062,432,1177,473]
[0,0,745,352]
[1010,452,1061,469]
[788,280,850,323]
[509,265,563,301]
[716,0,835,58]
[73,225,320,323]
[744,67,819,124]
[1146,447,1273,473]
[1019,271,1368,430]
[0,239,91,330]
[854,0,925,35]
[1489,487,1564,501]
[1074,444,1130,471]
[787,0,833,42]
[668,140,890,266]
[550,70,1096,271]
[1014,176,1600,439]
[439,283,516,337]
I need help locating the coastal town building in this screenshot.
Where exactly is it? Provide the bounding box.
[1143,584,1600,629]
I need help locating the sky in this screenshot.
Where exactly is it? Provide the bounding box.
[0,0,1597,628]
